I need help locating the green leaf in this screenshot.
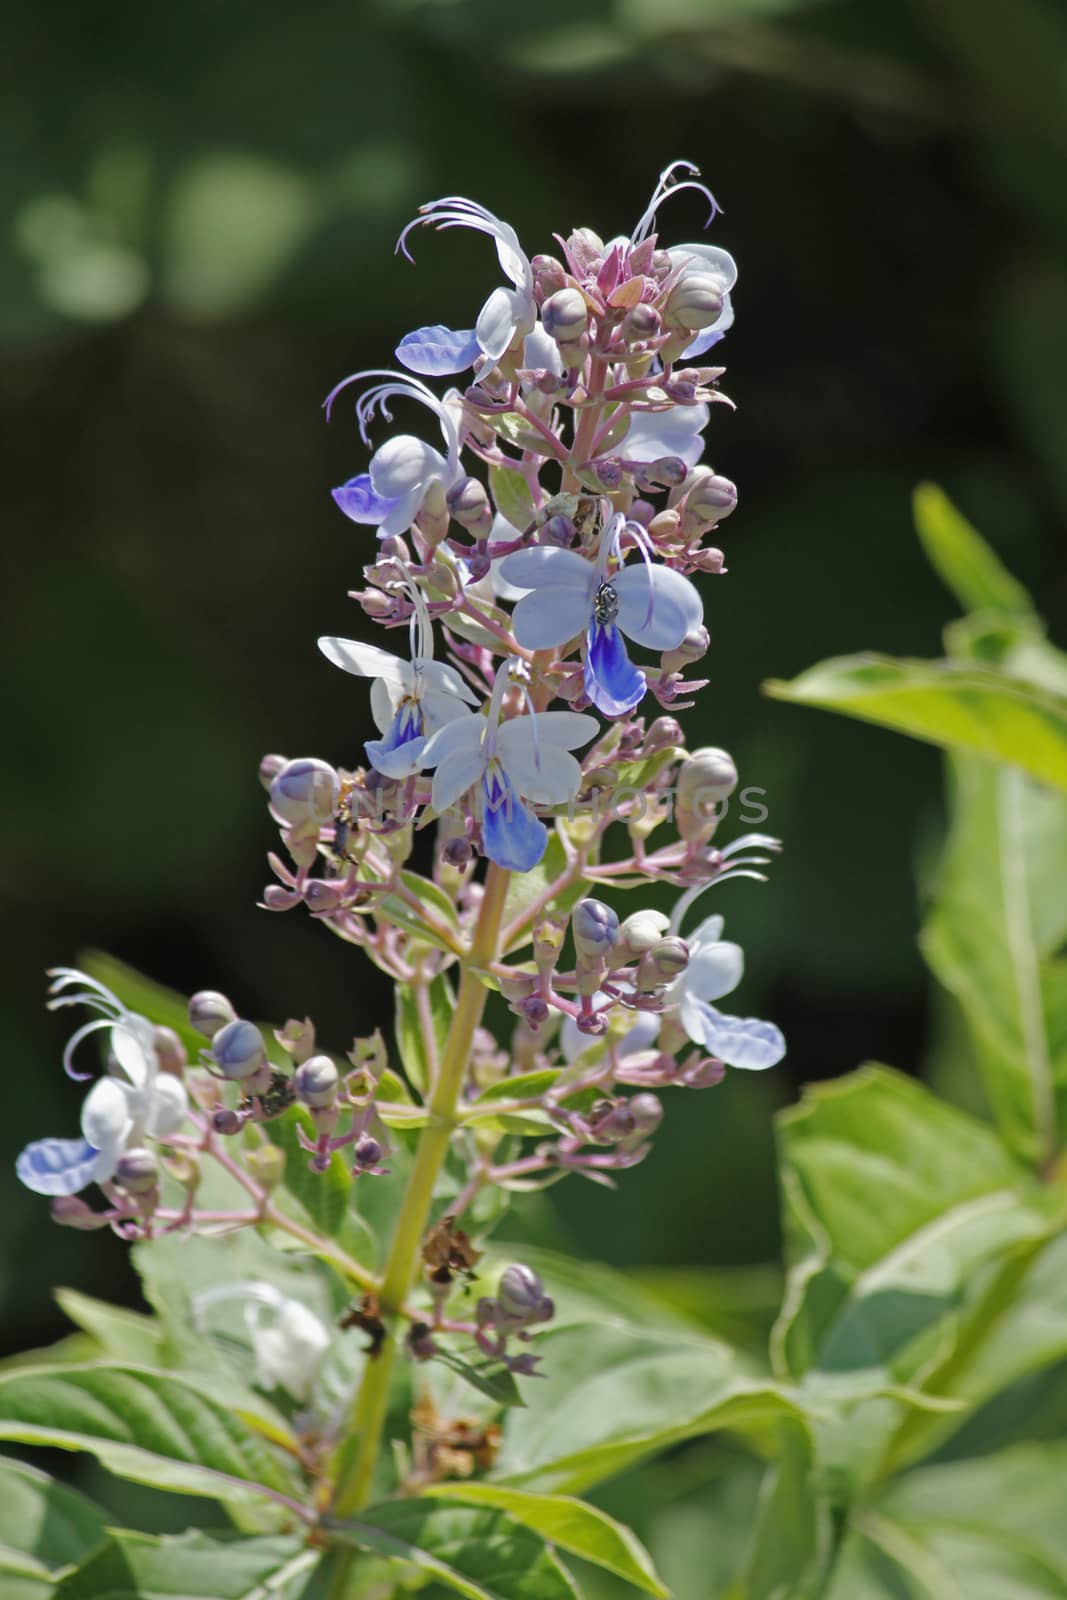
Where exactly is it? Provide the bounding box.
[492,1322,804,1494]
[53,1289,163,1365]
[472,1070,562,1105]
[54,1528,314,1600]
[0,1364,305,1511]
[428,1347,525,1409]
[913,484,1033,618]
[740,1422,832,1600]
[423,1481,669,1597]
[627,1263,783,1355]
[830,1512,1067,1600]
[489,465,538,534]
[395,973,455,1095]
[333,1500,579,1598]
[0,1458,108,1593]
[921,755,1067,1162]
[378,871,464,955]
[764,654,1067,793]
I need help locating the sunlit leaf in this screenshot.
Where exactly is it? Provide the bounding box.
[54,1528,314,1600]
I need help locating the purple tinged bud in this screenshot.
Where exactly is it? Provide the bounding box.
[663,378,697,405]
[269,758,339,829]
[441,835,473,869]
[592,458,623,490]
[590,1098,638,1143]
[259,754,287,790]
[532,254,567,299]
[685,1057,727,1089]
[667,273,725,332]
[644,716,684,752]
[639,937,689,988]
[466,550,491,582]
[624,303,661,341]
[263,884,299,911]
[662,626,711,672]
[572,898,620,960]
[153,1025,187,1076]
[51,1195,109,1230]
[537,514,575,548]
[566,228,605,274]
[354,1135,383,1171]
[628,1093,663,1139]
[212,1106,245,1136]
[677,748,738,842]
[576,1010,608,1037]
[644,456,689,489]
[189,990,236,1040]
[114,1147,159,1195]
[303,879,346,914]
[519,996,550,1028]
[498,1264,552,1322]
[358,590,395,621]
[294,1054,339,1109]
[447,475,493,534]
[212,1019,267,1081]
[542,287,588,346]
[616,908,671,959]
[684,471,738,532]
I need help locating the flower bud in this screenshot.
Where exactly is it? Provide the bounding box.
[661,625,711,674]
[572,899,619,961]
[498,1264,553,1324]
[354,1135,383,1171]
[269,758,339,829]
[114,1147,159,1195]
[624,302,661,341]
[682,469,737,535]
[542,287,588,346]
[637,456,688,490]
[447,474,493,535]
[263,884,301,911]
[663,378,698,405]
[644,716,683,753]
[259,753,287,790]
[666,273,725,332]
[51,1195,109,1230]
[693,546,726,575]
[294,1054,339,1109]
[245,1144,286,1190]
[211,1019,267,1081]
[589,1098,637,1143]
[615,909,670,961]
[153,1025,187,1076]
[628,1092,664,1139]
[565,228,605,275]
[303,879,347,914]
[677,747,737,844]
[188,990,236,1040]
[531,254,567,299]
[537,513,575,548]
[683,1057,727,1090]
[591,458,623,490]
[638,937,689,989]
[212,1106,246,1136]
[519,995,550,1029]
[441,834,473,869]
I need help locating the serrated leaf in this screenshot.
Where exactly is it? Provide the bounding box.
[0,1457,108,1586]
[54,1528,314,1600]
[0,1364,305,1510]
[765,654,1067,793]
[913,483,1033,618]
[423,1481,668,1597]
[489,465,538,534]
[394,973,455,1095]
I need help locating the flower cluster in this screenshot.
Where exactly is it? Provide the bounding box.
[17,164,784,1446]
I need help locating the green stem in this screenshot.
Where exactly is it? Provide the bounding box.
[330,863,511,1520]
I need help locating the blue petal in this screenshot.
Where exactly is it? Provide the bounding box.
[693,1001,785,1071]
[16,1136,101,1196]
[481,770,547,872]
[680,327,725,360]
[331,474,402,526]
[365,701,424,776]
[396,325,481,377]
[584,622,647,717]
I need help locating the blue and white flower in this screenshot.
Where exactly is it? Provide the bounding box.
[420,664,598,872]
[630,161,736,358]
[395,198,536,376]
[664,871,785,1070]
[194,1281,330,1402]
[499,515,703,717]
[16,971,188,1197]
[319,591,478,780]
[619,401,709,471]
[325,370,463,539]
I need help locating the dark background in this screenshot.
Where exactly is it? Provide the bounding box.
[4,0,1067,1365]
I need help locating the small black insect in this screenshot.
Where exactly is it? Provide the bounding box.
[593,581,619,626]
[241,1069,297,1121]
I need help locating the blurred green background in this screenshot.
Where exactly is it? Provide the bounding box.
[4,0,1067,1407]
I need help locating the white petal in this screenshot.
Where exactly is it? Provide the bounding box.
[369,677,394,733]
[522,324,563,377]
[621,403,709,468]
[477,285,534,362]
[689,913,725,946]
[511,586,591,651]
[420,660,479,706]
[432,746,486,812]
[146,1074,189,1138]
[422,688,476,730]
[498,546,592,592]
[614,564,702,650]
[368,734,429,780]
[377,486,426,540]
[690,1002,785,1071]
[684,940,744,1003]
[318,637,408,690]
[499,745,582,805]
[369,434,445,498]
[421,714,484,769]
[668,244,737,294]
[81,1077,133,1155]
[110,1014,156,1088]
[498,710,599,754]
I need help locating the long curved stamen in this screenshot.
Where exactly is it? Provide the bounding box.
[483,659,520,758]
[47,970,125,1016]
[323,369,461,474]
[406,579,434,665]
[621,518,658,631]
[60,1016,123,1082]
[594,511,626,585]
[397,198,532,295]
[631,160,720,246]
[720,833,781,859]
[668,864,764,938]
